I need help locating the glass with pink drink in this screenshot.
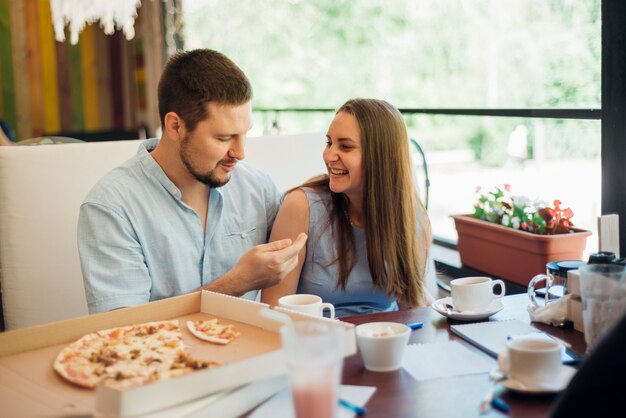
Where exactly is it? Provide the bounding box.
[280,320,344,418]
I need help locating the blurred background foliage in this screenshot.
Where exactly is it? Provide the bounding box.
[183,0,601,242]
[183,0,600,165]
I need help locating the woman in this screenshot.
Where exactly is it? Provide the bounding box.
[262,98,433,317]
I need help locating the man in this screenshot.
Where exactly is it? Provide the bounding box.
[78,49,306,313]
[550,308,626,417]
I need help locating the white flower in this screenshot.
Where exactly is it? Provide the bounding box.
[512,195,531,208]
[502,214,510,226]
[511,216,520,229]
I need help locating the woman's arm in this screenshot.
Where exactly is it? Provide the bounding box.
[260,188,310,306]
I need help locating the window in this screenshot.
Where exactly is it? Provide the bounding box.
[183,0,601,253]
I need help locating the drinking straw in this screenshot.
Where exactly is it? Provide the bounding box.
[339,398,367,415]
[491,396,510,414]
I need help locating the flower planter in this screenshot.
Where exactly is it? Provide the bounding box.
[451,214,592,287]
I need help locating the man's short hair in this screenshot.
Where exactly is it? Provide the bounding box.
[158,49,252,131]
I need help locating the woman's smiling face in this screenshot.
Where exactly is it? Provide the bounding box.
[324,111,364,202]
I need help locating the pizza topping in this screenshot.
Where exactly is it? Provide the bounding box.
[129,349,141,360]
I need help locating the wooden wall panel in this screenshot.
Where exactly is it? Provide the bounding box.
[0,0,11,124]
[25,0,44,137]
[135,0,163,136]
[37,0,60,134]
[95,28,112,129]
[79,25,99,130]
[1,2,163,140]
[67,41,84,130]
[55,35,72,132]
[121,36,138,131]
[0,0,18,137]
[109,32,125,130]
[9,0,30,139]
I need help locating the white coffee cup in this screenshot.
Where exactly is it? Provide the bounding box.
[278,294,335,319]
[450,276,505,312]
[497,334,561,388]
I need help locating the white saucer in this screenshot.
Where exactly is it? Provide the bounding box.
[499,365,577,394]
[431,297,503,321]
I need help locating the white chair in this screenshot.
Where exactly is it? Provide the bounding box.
[244,132,327,191]
[0,140,144,330]
[0,133,327,330]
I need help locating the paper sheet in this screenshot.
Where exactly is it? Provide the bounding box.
[249,384,376,418]
[401,341,495,381]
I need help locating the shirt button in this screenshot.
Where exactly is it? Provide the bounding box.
[241,232,247,238]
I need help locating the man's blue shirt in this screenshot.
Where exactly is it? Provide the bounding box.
[78,138,282,313]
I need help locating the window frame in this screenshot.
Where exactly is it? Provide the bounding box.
[601,0,626,257]
[254,2,622,253]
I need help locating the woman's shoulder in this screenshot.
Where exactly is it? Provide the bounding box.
[283,187,309,208]
[283,187,332,223]
[299,185,331,203]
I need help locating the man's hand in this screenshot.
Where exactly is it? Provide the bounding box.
[204,233,308,296]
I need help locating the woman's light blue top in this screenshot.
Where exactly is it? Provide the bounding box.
[78,138,281,313]
[298,187,398,317]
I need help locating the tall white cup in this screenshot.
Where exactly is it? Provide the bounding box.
[450,276,505,312]
[278,294,336,319]
[498,334,561,388]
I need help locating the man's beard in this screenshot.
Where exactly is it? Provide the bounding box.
[180,135,232,188]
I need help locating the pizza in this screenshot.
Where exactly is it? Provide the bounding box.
[187,319,241,345]
[53,320,219,390]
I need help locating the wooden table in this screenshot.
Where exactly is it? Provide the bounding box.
[339,294,585,418]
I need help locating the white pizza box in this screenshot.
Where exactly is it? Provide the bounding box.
[133,375,289,418]
[0,290,356,418]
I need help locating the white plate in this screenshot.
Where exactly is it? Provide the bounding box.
[499,365,577,394]
[431,297,503,321]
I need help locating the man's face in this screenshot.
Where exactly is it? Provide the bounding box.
[179,102,252,187]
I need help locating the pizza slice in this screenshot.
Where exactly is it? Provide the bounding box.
[187,319,241,345]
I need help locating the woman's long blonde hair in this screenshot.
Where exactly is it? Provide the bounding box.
[298,98,432,307]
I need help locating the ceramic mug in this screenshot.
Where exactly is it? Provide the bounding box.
[498,334,561,388]
[278,294,335,319]
[450,276,505,312]
[528,260,585,307]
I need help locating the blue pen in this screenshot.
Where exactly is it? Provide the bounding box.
[408,322,424,330]
[339,398,367,415]
[491,397,510,414]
